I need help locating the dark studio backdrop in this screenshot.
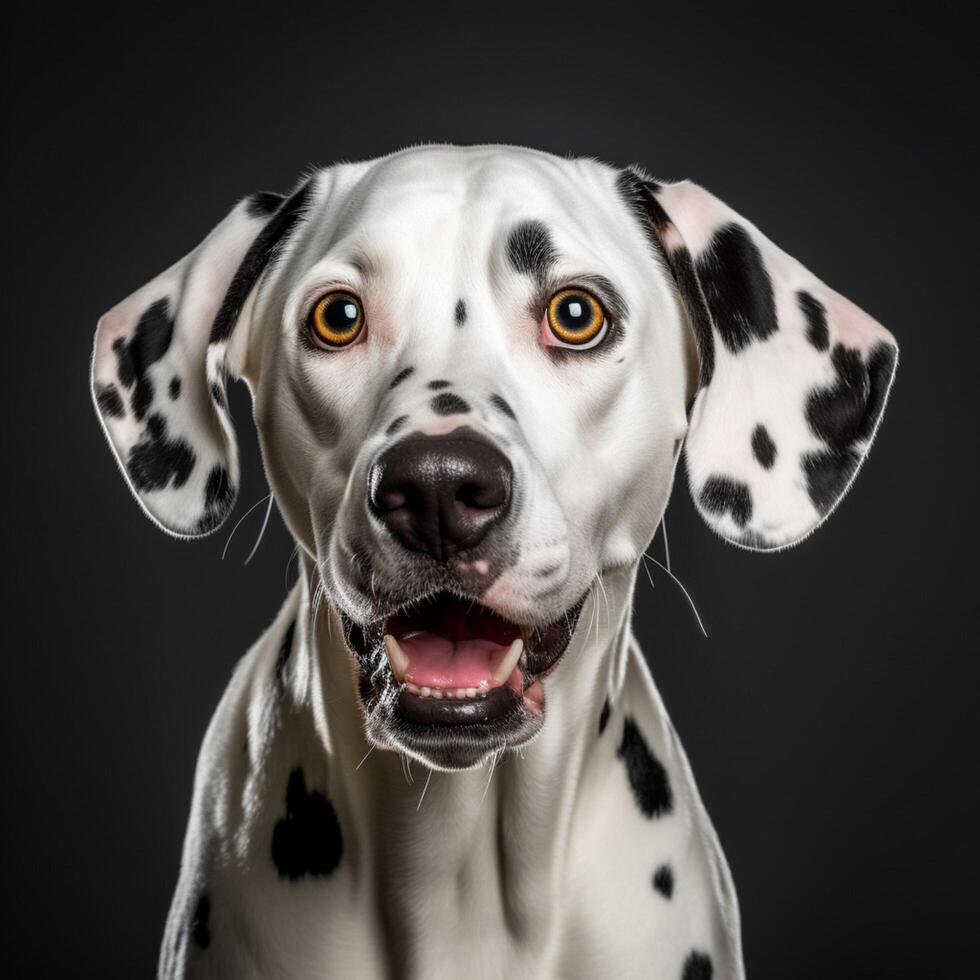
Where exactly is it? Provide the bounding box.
[3,5,976,977]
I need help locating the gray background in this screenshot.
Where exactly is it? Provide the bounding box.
[3,4,975,977]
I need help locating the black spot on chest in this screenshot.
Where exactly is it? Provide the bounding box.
[272,768,343,879]
[127,413,195,492]
[617,716,673,818]
[598,698,611,735]
[751,424,776,469]
[653,863,674,898]
[191,893,210,949]
[699,475,752,528]
[507,220,557,281]
[681,951,713,980]
[431,393,470,416]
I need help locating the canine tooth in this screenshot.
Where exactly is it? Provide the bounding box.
[465,687,477,699]
[492,639,524,683]
[420,686,432,698]
[383,635,409,683]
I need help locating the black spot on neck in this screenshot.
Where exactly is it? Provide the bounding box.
[699,475,753,528]
[431,393,470,416]
[751,424,776,469]
[191,893,210,949]
[95,382,124,419]
[652,864,674,898]
[389,366,415,389]
[598,698,611,735]
[454,299,467,327]
[797,290,829,351]
[169,376,182,400]
[507,220,557,281]
[616,716,673,818]
[271,768,343,879]
[428,379,452,390]
[682,951,713,980]
[489,394,516,420]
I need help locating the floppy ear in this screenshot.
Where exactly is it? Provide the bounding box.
[91,183,311,538]
[621,170,898,551]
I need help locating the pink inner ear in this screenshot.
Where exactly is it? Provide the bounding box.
[822,289,892,352]
[657,181,735,256]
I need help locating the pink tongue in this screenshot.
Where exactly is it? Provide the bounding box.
[400,632,506,688]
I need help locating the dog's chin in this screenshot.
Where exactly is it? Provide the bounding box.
[342,590,586,772]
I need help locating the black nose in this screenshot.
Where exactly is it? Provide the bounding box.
[369,431,513,561]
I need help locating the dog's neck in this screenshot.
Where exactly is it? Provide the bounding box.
[295,561,636,956]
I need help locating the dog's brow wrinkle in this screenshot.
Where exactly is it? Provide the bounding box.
[428,380,452,390]
[389,367,415,389]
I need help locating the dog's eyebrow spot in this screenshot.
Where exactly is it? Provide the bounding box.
[191,893,211,949]
[386,415,410,436]
[751,424,776,469]
[681,951,714,980]
[617,716,673,819]
[507,220,558,281]
[454,298,467,327]
[431,393,470,416]
[489,393,516,419]
[652,864,674,899]
[699,475,753,528]
[428,380,452,390]
[389,366,415,389]
[169,376,182,400]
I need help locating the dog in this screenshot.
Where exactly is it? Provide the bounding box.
[91,145,897,979]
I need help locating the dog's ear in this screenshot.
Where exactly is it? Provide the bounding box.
[91,183,312,538]
[621,170,898,551]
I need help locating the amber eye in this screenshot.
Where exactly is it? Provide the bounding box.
[546,289,605,346]
[309,291,364,348]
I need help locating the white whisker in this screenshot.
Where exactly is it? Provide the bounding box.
[355,745,375,771]
[221,493,272,561]
[416,767,433,810]
[642,551,709,638]
[661,514,671,574]
[244,494,275,566]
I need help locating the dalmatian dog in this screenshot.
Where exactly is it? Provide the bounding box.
[91,145,897,979]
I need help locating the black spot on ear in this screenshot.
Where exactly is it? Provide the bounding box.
[196,465,236,534]
[428,379,451,390]
[489,394,516,420]
[801,342,896,514]
[797,290,829,351]
[210,383,226,409]
[696,223,777,354]
[751,425,776,469]
[681,951,713,980]
[210,180,313,344]
[191,894,210,949]
[699,475,752,528]
[431,393,470,416]
[454,299,467,327]
[272,768,343,879]
[653,864,674,898]
[390,366,414,389]
[275,620,296,689]
[95,382,124,418]
[617,716,673,818]
[598,698,611,735]
[127,414,196,492]
[507,220,557,281]
[245,190,285,218]
[386,415,409,436]
[169,376,182,400]
[113,298,176,421]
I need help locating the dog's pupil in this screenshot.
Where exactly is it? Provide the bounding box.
[559,296,587,328]
[325,298,358,328]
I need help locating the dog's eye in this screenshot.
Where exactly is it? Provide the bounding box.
[309,291,365,348]
[544,289,606,348]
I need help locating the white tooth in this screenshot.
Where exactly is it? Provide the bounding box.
[465,687,477,699]
[420,686,432,698]
[493,639,524,684]
[383,635,409,683]
[455,688,467,699]
[432,689,444,699]
[406,682,420,695]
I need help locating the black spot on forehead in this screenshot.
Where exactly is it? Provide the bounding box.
[197,465,236,534]
[191,893,210,949]
[751,425,776,469]
[431,392,470,416]
[696,223,777,354]
[617,716,673,819]
[454,298,467,327]
[386,415,409,436]
[245,190,286,218]
[169,376,182,400]
[699,475,752,528]
[507,220,558,281]
[95,382,124,419]
[210,179,313,345]
[797,289,829,351]
[489,394,516,420]
[271,768,343,879]
[428,379,451,390]
[389,366,415,389]
[598,698,611,736]
[681,951,713,980]
[653,864,674,898]
[127,413,195,493]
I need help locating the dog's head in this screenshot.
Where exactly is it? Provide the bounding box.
[92,146,897,770]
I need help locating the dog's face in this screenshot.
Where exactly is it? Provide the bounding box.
[92,146,897,770]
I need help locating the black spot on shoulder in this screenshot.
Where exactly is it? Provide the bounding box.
[95,382,124,418]
[751,424,776,469]
[797,290,829,351]
[428,379,451,390]
[386,415,409,436]
[598,698,611,735]
[245,190,285,218]
[169,376,182,400]
[507,220,557,281]
[275,620,296,689]
[390,366,414,389]
[653,864,674,898]
[272,768,343,879]
[489,394,516,420]
[191,894,210,949]
[127,413,196,492]
[696,223,777,354]
[210,383,226,409]
[681,951,713,980]
[699,475,752,528]
[196,465,236,534]
[617,716,673,818]
[431,393,470,416]
[454,298,467,327]
[210,180,313,344]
